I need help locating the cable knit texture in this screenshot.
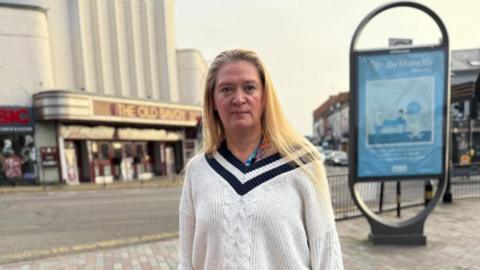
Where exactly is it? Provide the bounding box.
[179,148,344,270]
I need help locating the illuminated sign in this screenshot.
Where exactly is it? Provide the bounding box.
[0,107,34,133]
[93,101,201,125]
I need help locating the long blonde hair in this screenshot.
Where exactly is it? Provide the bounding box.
[202,49,330,198]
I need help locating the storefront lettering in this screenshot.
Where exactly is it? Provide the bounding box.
[114,104,136,118]
[0,108,31,125]
[158,107,187,121]
[111,104,191,121]
[137,106,159,119]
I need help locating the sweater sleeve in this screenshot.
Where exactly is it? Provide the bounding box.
[309,226,344,269]
[178,166,195,270]
[302,168,344,270]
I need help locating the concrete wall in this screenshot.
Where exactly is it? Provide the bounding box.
[34,122,60,183]
[0,4,53,106]
[176,49,207,106]
[0,0,180,103]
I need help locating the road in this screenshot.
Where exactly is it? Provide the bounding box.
[0,187,181,264]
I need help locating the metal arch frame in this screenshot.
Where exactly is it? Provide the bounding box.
[348,1,450,245]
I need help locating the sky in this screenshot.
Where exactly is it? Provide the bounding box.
[175,0,480,136]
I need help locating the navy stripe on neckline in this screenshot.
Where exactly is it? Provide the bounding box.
[206,154,297,196]
[218,141,282,173]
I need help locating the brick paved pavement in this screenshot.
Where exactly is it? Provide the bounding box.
[2,198,479,270]
[0,239,179,270]
[338,198,480,270]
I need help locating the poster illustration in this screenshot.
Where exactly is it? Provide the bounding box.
[357,49,445,178]
[366,76,434,146]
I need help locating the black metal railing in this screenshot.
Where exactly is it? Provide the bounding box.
[328,163,480,221]
[328,173,426,220]
[450,162,480,199]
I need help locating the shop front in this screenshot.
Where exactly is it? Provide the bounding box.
[34,90,201,185]
[0,107,37,185]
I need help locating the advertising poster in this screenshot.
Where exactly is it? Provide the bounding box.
[357,49,445,178]
[64,147,79,185]
[3,156,22,179]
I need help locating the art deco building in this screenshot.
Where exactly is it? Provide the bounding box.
[0,1,206,185]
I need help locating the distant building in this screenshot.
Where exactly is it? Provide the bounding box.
[450,49,480,164]
[0,1,206,185]
[312,92,349,151]
[451,48,480,85]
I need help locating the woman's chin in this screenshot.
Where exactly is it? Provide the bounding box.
[227,121,259,132]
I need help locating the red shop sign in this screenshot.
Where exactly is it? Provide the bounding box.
[0,107,32,125]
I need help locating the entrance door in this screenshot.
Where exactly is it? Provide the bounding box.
[74,140,90,183]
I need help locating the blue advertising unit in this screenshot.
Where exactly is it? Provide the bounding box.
[348,1,450,245]
[356,49,445,178]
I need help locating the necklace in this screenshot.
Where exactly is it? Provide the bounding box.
[245,136,263,166]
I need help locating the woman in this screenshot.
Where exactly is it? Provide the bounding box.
[179,49,344,269]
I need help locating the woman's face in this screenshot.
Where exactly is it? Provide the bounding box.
[213,60,265,135]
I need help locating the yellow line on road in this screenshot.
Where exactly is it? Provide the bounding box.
[1,232,179,264]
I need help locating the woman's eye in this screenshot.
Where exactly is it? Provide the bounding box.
[245,85,256,92]
[220,87,232,93]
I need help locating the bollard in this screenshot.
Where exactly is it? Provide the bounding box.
[424,179,433,206]
[396,181,401,217]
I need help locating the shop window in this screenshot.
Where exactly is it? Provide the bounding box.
[91,142,99,159]
[125,144,133,157]
[113,143,122,165]
[100,144,110,160]
[0,134,37,184]
[136,144,144,157]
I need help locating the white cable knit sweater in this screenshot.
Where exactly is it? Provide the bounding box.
[179,144,344,270]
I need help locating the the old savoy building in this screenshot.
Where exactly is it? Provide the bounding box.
[0,1,207,185]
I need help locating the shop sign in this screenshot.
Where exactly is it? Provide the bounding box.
[92,101,201,125]
[116,128,183,141]
[0,107,34,133]
[40,147,58,167]
[59,125,115,140]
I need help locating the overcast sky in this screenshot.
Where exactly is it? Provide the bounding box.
[175,0,480,135]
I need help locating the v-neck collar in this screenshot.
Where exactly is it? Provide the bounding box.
[205,142,298,196]
[217,141,282,173]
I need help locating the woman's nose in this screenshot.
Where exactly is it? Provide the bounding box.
[232,89,246,104]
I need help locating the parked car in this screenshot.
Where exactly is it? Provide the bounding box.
[323,150,334,161]
[315,146,325,162]
[325,150,348,166]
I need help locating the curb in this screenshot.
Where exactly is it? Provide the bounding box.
[0,175,184,194]
[0,232,179,265]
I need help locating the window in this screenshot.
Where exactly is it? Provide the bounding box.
[136,144,144,157]
[100,144,110,160]
[124,144,133,157]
